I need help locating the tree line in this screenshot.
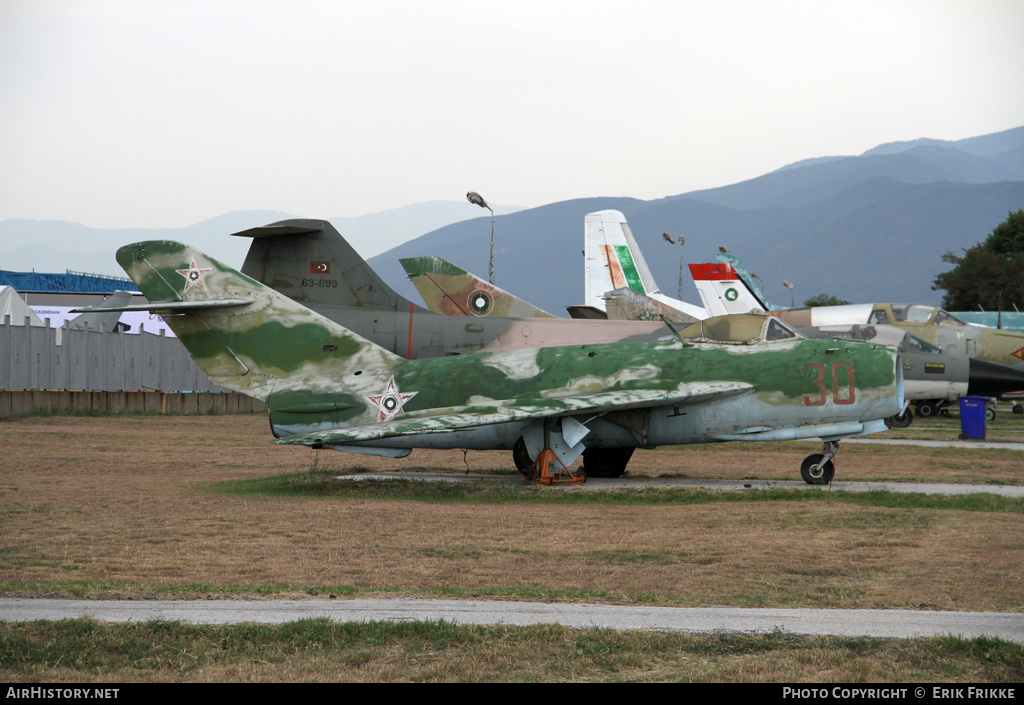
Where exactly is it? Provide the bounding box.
[932,210,1024,311]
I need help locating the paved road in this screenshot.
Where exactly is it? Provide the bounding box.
[844,437,1024,451]
[345,471,1024,497]
[2,598,1021,643]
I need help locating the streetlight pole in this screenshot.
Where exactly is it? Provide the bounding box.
[783,281,795,309]
[662,233,685,300]
[466,192,495,284]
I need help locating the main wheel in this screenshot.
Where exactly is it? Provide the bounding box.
[582,447,634,478]
[1013,404,1023,415]
[916,400,938,418]
[986,408,997,422]
[885,409,913,429]
[512,437,534,475]
[800,454,835,485]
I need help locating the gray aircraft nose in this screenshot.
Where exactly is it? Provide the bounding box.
[966,358,1024,397]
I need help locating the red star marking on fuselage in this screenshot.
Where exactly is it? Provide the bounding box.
[367,376,418,422]
[177,258,213,292]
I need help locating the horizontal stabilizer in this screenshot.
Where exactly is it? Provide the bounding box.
[71,298,254,314]
[272,382,753,447]
[230,224,323,238]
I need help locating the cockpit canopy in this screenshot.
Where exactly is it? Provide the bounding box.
[869,304,967,327]
[678,313,801,344]
[813,324,943,354]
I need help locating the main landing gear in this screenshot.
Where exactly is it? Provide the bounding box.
[581,447,634,478]
[512,425,586,486]
[885,407,914,429]
[800,440,839,485]
[513,439,633,481]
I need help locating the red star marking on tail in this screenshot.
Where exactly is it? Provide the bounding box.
[177,258,213,291]
[367,377,418,422]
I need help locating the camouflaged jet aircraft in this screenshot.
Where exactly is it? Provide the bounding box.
[88,240,904,484]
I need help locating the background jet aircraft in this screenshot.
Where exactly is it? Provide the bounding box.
[232,219,672,358]
[92,241,903,484]
[691,252,1024,417]
[401,215,701,324]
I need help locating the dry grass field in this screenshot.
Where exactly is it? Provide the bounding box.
[2,414,1022,613]
[2,413,1023,682]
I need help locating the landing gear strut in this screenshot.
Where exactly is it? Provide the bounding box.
[515,420,586,486]
[801,440,838,485]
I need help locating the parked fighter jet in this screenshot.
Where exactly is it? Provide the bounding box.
[691,252,1024,417]
[231,219,670,358]
[87,240,903,484]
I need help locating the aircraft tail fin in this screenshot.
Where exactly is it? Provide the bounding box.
[112,240,403,403]
[689,259,770,316]
[584,210,658,309]
[584,210,707,320]
[712,250,777,310]
[234,219,426,313]
[67,290,133,332]
[400,256,556,318]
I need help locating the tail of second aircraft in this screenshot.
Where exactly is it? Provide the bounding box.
[399,255,556,318]
[233,219,428,314]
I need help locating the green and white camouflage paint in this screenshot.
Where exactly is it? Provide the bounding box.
[105,240,903,481]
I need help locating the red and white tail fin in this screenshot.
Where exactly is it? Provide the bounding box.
[689,262,767,316]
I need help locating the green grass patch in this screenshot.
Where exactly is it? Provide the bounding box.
[1,618,1020,682]
[205,470,1024,514]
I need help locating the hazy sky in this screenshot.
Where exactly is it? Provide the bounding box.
[2,0,1022,229]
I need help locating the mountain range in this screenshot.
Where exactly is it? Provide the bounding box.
[368,125,1024,313]
[0,202,523,282]
[2,125,1022,314]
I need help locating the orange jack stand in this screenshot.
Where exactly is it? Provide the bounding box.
[524,448,586,486]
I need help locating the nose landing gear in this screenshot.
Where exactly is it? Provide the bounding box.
[801,440,839,485]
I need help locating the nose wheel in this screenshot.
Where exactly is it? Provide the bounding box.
[801,441,838,485]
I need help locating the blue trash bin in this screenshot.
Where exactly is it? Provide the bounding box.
[959,396,987,440]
